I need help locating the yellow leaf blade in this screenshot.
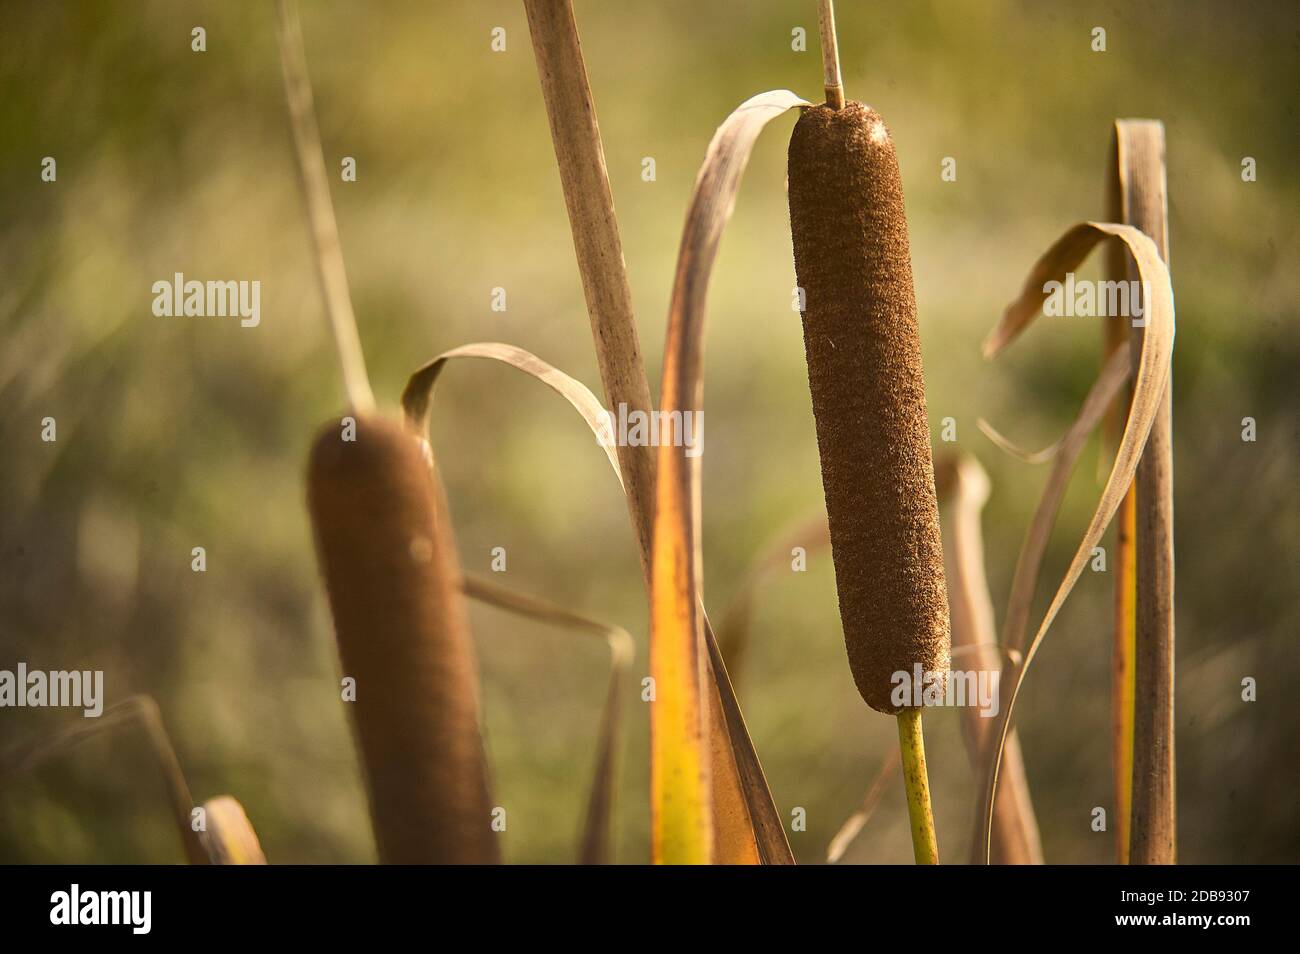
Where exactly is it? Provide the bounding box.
[651,90,808,865]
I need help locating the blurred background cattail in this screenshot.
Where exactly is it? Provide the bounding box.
[307,414,497,864]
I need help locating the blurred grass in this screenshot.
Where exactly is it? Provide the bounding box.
[1,0,1297,863]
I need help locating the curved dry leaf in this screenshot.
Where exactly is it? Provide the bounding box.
[1001,346,1132,659]
[200,796,268,865]
[976,222,1175,863]
[651,89,808,864]
[935,453,1043,865]
[981,223,1127,359]
[402,339,794,865]
[401,342,621,485]
[976,417,1063,465]
[461,573,632,866]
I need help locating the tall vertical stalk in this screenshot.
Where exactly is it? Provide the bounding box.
[1104,131,1138,866]
[521,0,654,561]
[1113,121,1177,865]
[937,455,1043,864]
[275,0,375,414]
[816,0,846,109]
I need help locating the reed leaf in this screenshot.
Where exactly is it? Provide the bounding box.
[700,622,794,864]
[461,573,632,865]
[1111,484,1138,864]
[401,342,620,482]
[522,0,655,558]
[1103,126,1139,864]
[402,341,794,864]
[976,418,1064,464]
[199,796,268,865]
[934,454,1043,864]
[994,347,1132,660]
[651,89,808,863]
[976,222,1175,863]
[977,311,1130,860]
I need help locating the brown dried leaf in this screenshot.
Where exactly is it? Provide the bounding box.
[401,342,621,484]
[999,346,1132,659]
[403,342,794,863]
[976,222,1175,863]
[975,417,1063,464]
[935,454,1043,864]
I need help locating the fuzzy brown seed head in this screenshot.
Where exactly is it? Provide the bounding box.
[307,414,498,863]
[788,102,951,714]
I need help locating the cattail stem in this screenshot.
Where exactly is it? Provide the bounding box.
[275,0,375,415]
[522,0,655,564]
[1113,120,1176,866]
[816,0,846,109]
[897,708,939,864]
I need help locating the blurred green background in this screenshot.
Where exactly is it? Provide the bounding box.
[2,0,1296,864]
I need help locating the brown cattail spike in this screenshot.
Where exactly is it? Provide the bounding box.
[788,102,951,714]
[307,414,498,863]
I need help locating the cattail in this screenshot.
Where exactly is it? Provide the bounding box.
[307,414,498,864]
[788,102,951,715]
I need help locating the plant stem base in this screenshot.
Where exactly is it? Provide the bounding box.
[897,708,939,864]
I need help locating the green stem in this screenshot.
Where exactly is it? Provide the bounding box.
[897,708,939,864]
